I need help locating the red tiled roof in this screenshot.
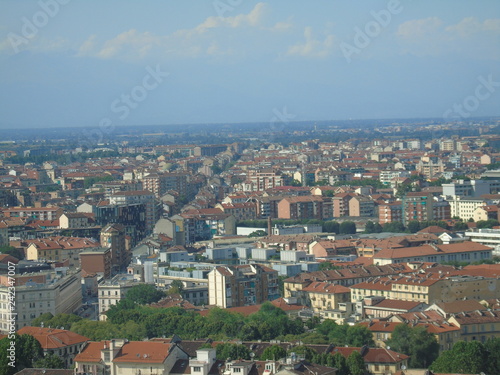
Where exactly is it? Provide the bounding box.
[74,341,108,363]
[17,327,88,349]
[114,341,171,363]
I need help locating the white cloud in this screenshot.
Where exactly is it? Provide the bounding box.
[395,17,500,59]
[397,17,443,39]
[76,2,280,61]
[287,27,336,58]
[446,17,500,37]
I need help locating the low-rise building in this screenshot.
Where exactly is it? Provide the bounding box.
[373,241,493,265]
[17,326,88,368]
[26,236,101,268]
[74,339,189,375]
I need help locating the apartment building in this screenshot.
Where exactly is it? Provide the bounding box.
[350,273,500,304]
[208,264,279,308]
[80,248,112,279]
[373,241,492,265]
[246,170,284,191]
[466,228,500,253]
[3,206,63,221]
[299,282,351,312]
[442,179,496,198]
[378,201,402,224]
[26,236,101,267]
[93,202,147,244]
[0,270,81,332]
[332,193,355,217]
[277,196,325,220]
[142,172,189,198]
[446,196,490,221]
[448,310,500,342]
[59,212,93,229]
[109,190,158,233]
[101,223,129,271]
[215,202,258,221]
[97,275,138,318]
[349,195,375,217]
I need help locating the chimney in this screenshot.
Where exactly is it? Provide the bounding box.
[267,217,272,236]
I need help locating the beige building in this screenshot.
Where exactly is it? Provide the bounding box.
[446,196,489,221]
[74,339,189,375]
[208,264,279,308]
[0,270,81,332]
[26,236,101,268]
[298,281,351,312]
[348,195,375,217]
[373,241,493,266]
[17,326,88,368]
[351,273,500,305]
[98,275,138,319]
[448,309,500,343]
[59,212,92,229]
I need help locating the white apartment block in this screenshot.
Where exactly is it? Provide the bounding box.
[446,196,490,221]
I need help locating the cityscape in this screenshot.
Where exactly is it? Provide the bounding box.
[1,1,500,375]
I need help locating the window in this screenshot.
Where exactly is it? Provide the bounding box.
[233,368,241,373]
[193,367,201,372]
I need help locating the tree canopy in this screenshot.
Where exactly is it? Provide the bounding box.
[386,324,439,368]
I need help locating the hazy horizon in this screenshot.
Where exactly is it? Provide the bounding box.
[1,1,500,129]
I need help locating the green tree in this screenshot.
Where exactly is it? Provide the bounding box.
[289,345,316,362]
[382,221,405,233]
[248,230,268,237]
[0,246,24,260]
[33,353,65,369]
[430,340,487,374]
[31,313,82,331]
[346,325,375,347]
[485,337,500,375]
[323,221,339,233]
[477,219,499,229]
[346,351,366,375]
[364,221,382,234]
[407,220,421,233]
[215,343,251,360]
[0,334,44,375]
[125,284,165,305]
[332,352,349,375]
[364,221,375,234]
[339,221,356,234]
[453,221,469,231]
[168,280,184,295]
[387,325,438,368]
[261,345,287,361]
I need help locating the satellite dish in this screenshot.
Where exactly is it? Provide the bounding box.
[401,365,406,370]
[250,353,255,358]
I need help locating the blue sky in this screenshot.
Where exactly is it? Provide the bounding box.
[1,0,499,129]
